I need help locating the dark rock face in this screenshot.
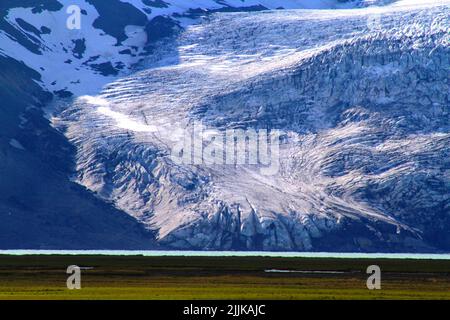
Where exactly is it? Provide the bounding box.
[0,1,63,14]
[86,0,148,44]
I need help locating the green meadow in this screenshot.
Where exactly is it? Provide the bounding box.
[0,255,449,300]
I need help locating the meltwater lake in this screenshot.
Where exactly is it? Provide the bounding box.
[1,250,450,260]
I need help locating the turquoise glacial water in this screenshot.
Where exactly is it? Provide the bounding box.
[1,250,450,259]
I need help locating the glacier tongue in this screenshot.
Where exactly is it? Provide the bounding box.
[54,1,450,251]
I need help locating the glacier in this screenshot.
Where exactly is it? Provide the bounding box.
[51,0,450,251]
[0,0,449,251]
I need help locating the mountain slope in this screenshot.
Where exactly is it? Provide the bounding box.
[0,0,363,249]
[0,53,159,249]
[1,0,449,251]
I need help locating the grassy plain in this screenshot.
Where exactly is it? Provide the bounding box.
[0,255,449,299]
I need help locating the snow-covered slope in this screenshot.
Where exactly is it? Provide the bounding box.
[0,0,363,96]
[51,0,450,251]
[1,0,449,251]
